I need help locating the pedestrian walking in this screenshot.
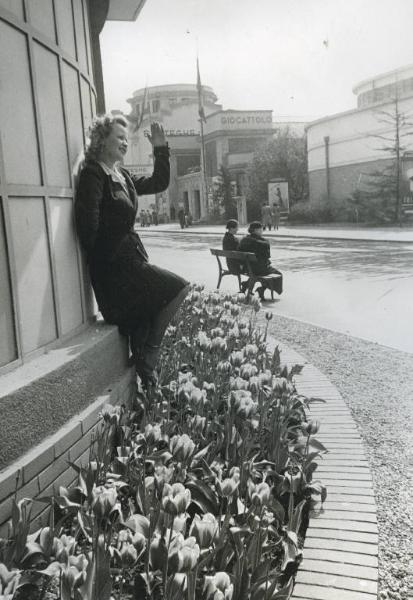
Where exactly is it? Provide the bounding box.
[75,116,190,387]
[146,210,152,227]
[261,202,273,231]
[271,203,280,230]
[139,209,146,227]
[178,206,185,229]
[239,221,283,300]
[152,209,158,226]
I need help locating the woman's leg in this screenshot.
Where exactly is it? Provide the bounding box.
[138,283,191,375]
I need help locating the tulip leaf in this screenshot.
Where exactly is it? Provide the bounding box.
[308,438,328,453]
[185,479,219,514]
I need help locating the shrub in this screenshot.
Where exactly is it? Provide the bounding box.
[287,198,333,224]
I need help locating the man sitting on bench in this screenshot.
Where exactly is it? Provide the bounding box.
[222,220,249,293]
[239,221,283,300]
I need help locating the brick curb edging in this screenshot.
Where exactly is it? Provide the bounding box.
[267,338,378,600]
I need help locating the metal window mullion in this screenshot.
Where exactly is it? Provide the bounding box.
[43,195,63,337]
[0,136,24,363]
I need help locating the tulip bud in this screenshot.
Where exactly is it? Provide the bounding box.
[265,311,273,321]
[190,513,218,549]
[305,420,320,435]
[91,486,117,520]
[219,478,239,498]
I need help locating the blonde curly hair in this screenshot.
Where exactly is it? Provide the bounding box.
[84,114,128,162]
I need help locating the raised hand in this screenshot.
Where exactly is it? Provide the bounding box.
[147,122,167,148]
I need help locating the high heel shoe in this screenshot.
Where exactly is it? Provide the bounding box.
[256,286,265,301]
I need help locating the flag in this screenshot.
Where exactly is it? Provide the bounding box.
[196,57,207,123]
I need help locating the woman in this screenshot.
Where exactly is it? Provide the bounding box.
[75,115,189,386]
[239,221,283,300]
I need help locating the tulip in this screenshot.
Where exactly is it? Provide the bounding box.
[251,297,261,312]
[211,327,225,338]
[203,381,216,393]
[204,572,234,600]
[258,370,272,386]
[170,433,196,462]
[91,486,117,520]
[230,304,240,316]
[190,387,206,406]
[168,534,200,572]
[251,482,271,507]
[217,360,232,374]
[240,363,258,379]
[227,327,239,340]
[218,477,239,498]
[211,336,227,353]
[167,573,187,596]
[248,375,260,394]
[190,414,206,433]
[162,483,191,516]
[197,332,211,351]
[244,344,258,358]
[265,310,273,320]
[230,376,248,390]
[237,292,246,302]
[119,541,138,567]
[230,351,244,367]
[144,423,162,445]
[190,513,218,549]
[305,420,320,435]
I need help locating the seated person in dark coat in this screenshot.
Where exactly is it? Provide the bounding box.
[75,115,190,387]
[222,219,248,292]
[239,221,283,300]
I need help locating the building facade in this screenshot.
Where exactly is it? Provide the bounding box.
[123,86,274,221]
[0,0,146,524]
[307,65,413,206]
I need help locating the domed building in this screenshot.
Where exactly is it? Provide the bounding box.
[307,64,413,210]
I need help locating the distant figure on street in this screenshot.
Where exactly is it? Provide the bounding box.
[261,202,273,231]
[139,209,146,227]
[186,211,193,227]
[271,203,280,230]
[239,221,283,300]
[152,209,158,226]
[223,219,248,292]
[178,206,185,229]
[146,210,152,226]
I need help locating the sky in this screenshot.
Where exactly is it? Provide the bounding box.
[100,0,413,121]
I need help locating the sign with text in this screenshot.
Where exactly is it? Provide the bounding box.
[205,110,273,133]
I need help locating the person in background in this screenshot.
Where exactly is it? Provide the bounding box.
[139,209,146,227]
[222,219,248,292]
[271,203,280,230]
[239,221,283,300]
[152,209,158,226]
[178,205,185,229]
[261,202,273,231]
[146,210,152,227]
[75,116,190,387]
[187,211,193,227]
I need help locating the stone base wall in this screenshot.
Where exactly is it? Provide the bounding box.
[309,157,393,204]
[0,324,135,535]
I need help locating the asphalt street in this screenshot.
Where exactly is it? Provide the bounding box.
[140,231,413,353]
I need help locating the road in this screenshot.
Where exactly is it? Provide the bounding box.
[140,231,413,353]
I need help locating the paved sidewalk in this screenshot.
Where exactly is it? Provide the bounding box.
[140,222,413,243]
[266,338,378,600]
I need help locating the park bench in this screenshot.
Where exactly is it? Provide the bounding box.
[210,248,282,300]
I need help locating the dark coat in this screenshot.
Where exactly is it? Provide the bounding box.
[75,146,187,333]
[239,233,272,275]
[222,231,241,274]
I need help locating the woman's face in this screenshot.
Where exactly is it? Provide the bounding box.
[102,122,128,163]
[253,227,263,236]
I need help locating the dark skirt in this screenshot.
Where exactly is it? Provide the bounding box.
[90,246,188,334]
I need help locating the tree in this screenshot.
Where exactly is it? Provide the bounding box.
[211,165,237,220]
[352,94,413,225]
[246,129,308,220]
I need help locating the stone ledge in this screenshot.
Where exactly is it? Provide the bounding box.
[0,323,130,469]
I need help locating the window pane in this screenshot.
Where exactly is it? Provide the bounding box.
[0,199,17,366]
[27,0,56,42]
[55,0,76,58]
[73,0,87,71]
[80,77,93,132]
[8,197,57,354]
[33,42,70,187]
[0,21,41,185]
[0,0,24,19]
[50,198,83,334]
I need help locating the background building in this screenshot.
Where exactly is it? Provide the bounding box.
[307,65,413,206]
[123,86,274,221]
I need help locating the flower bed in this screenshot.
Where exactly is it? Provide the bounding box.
[0,287,327,600]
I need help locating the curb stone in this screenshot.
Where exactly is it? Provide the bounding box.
[266,337,378,600]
